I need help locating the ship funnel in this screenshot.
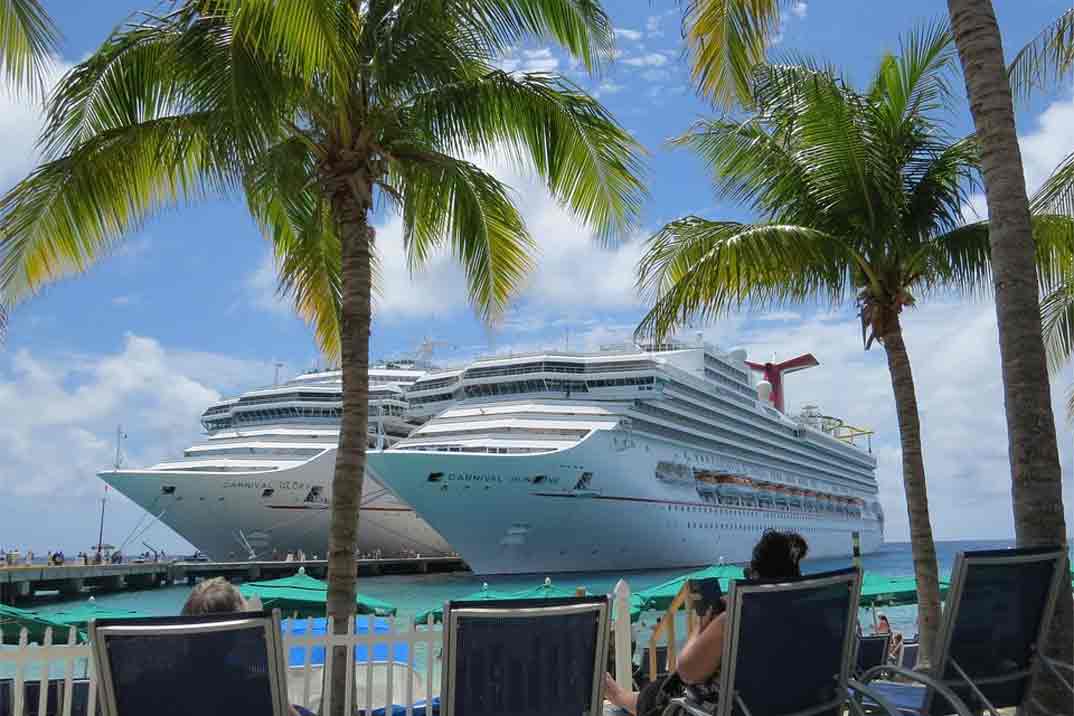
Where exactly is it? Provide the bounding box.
[744,353,820,413]
[756,380,772,404]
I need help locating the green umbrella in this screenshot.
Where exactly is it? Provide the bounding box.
[413,578,629,624]
[0,604,82,644]
[858,573,950,608]
[239,569,396,618]
[636,564,745,613]
[45,598,144,628]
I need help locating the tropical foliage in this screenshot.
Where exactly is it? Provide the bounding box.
[635,23,1074,665]
[0,1,644,710]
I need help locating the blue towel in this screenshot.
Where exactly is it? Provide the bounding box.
[355,697,440,716]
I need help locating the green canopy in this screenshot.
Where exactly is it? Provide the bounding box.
[859,573,950,608]
[413,579,644,624]
[239,569,395,617]
[0,604,82,644]
[45,599,144,628]
[636,565,746,612]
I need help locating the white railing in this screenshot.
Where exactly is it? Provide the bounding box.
[1,602,635,716]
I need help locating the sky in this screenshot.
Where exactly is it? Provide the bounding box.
[2,0,1074,555]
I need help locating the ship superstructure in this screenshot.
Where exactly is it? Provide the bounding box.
[366,342,882,574]
[99,365,451,560]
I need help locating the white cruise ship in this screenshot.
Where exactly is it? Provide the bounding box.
[99,365,452,560]
[366,342,883,575]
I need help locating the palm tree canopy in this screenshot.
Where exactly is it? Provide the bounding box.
[0,0,645,356]
[637,23,1074,341]
[0,0,58,95]
[1009,7,1074,104]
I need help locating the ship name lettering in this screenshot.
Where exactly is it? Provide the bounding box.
[446,473,502,483]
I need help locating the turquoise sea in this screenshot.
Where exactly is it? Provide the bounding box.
[29,539,1015,637]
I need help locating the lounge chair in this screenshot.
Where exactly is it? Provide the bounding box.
[857,634,892,677]
[666,568,900,716]
[897,640,919,670]
[0,678,98,716]
[440,595,609,716]
[858,546,1073,716]
[89,610,290,716]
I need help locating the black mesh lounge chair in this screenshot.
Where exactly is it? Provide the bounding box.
[89,610,290,716]
[897,640,919,671]
[440,595,609,716]
[857,635,893,678]
[668,568,899,716]
[0,677,99,716]
[859,547,1073,716]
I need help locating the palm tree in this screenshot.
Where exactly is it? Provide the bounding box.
[0,0,57,340]
[946,4,1072,713]
[0,1,644,711]
[635,24,1074,667]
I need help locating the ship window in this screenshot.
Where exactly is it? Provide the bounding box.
[261,488,275,498]
[161,485,176,495]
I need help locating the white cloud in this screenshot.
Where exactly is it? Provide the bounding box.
[642,69,671,83]
[521,48,559,72]
[0,336,273,551]
[722,301,1074,542]
[245,251,292,317]
[0,59,73,188]
[596,81,624,96]
[790,1,808,19]
[645,15,664,38]
[111,295,138,306]
[623,53,669,68]
[614,28,643,42]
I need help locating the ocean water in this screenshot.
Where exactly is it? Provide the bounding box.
[29,539,1015,637]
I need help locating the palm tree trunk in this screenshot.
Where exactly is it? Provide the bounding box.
[879,312,943,668]
[946,4,1073,713]
[324,175,373,716]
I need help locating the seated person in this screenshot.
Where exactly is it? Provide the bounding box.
[182,578,312,716]
[604,530,809,715]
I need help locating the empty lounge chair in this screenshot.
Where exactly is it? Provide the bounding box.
[897,640,919,670]
[859,547,1073,716]
[667,567,898,716]
[440,595,610,716]
[89,610,290,716]
[857,634,893,678]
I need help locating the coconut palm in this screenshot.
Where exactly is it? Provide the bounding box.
[635,24,1074,667]
[0,1,644,710]
[949,5,1074,711]
[0,0,57,340]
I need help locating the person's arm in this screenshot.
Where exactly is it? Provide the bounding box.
[675,611,727,685]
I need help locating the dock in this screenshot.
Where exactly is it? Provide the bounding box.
[0,555,467,605]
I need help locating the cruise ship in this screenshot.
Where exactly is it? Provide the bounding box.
[366,342,883,575]
[98,365,452,560]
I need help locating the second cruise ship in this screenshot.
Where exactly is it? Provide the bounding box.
[99,365,452,560]
[366,342,883,575]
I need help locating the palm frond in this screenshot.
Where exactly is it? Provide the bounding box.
[385,147,534,321]
[1041,281,1074,374]
[635,217,851,339]
[1009,7,1074,104]
[0,0,58,96]
[0,113,229,303]
[684,0,788,109]
[245,136,342,359]
[1031,150,1074,219]
[403,70,645,241]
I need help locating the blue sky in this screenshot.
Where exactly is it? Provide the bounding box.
[2,1,1073,555]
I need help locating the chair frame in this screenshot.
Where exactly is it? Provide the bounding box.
[88,610,290,716]
[856,633,893,677]
[861,547,1072,716]
[669,568,899,716]
[440,596,610,716]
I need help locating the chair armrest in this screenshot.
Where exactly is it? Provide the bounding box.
[859,665,975,716]
[1040,656,1074,694]
[664,696,711,716]
[847,677,903,716]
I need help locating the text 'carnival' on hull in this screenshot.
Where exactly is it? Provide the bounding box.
[366,341,884,575]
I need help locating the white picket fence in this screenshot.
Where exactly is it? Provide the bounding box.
[0,586,639,716]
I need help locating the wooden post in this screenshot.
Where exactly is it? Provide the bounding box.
[613,579,633,691]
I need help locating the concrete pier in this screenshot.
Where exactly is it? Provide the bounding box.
[0,556,466,604]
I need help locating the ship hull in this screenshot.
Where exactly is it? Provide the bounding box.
[100,450,452,561]
[367,430,883,575]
